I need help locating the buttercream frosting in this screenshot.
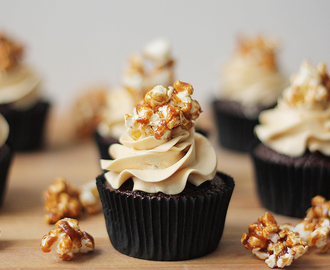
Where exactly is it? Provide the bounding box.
[101,81,217,194]
[0,113,9,148]
[221,35,287,112]
[255,61,330,157]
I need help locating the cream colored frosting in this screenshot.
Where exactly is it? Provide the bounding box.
[221,36,287,112]
[255,61,330,157]
[97,88,134,139]
[0,64,41,109]
[101,127,217,194]
[0,114,9,148]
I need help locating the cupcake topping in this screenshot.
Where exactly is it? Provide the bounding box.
[0,114,9,148]
[241,212,308,268]
[0,33,23,72]
[255,61,330,157]
[102,81,216,195]
[125,80,202,140]
[221,35,287,111]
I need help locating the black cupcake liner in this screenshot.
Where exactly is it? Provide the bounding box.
[96,172,235,261]
[212,99,260,152]
[0,144,13,208]
[251,146,330,218]
[94,130,119,160]
[1,100,50,151]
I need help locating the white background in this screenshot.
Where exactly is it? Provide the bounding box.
[1,0,329,112]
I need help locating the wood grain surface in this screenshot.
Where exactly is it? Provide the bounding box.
[0,111,329,269]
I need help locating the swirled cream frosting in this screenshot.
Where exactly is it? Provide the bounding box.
[255,61,330,157]
[221,35,287,111]
[101,81,217,194]
[0,113,9,148]
[0,33,41,109]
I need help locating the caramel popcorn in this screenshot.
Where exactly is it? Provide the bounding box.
[43,177,81,224]
[242,212,308,268]
[0,33,23,72]
[125,80,202,140]
[41,218,94,260]
[283,61,330,109]
[236,35,278,71]
[72,87,107,139]
[79,180,102,215]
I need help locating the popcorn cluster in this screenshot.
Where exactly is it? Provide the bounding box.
[283,61,330,109]
[122,38,175,103]
[125,80,202,140]
[236,35,278,71]
[0,33,23,72]
[241,212,308,268]
[43,177,101,224]
[41,218,94,260]
[281,196,330,252]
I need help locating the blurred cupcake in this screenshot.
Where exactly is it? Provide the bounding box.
[0,32,50,151]
[252,61,330,218]
[212,35,287,152]
[0,114,13,207]
[96,81,235,260]
[95,38,175,159]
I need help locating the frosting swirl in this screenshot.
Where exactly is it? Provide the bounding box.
[255,61,330,157]
[221,35,287,111]
[101,127,217,194]
[0,113,9,148]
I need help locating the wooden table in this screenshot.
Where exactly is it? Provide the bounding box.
[0,111,329,269]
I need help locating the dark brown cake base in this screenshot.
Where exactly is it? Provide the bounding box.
[0,144,13,208]
[212,98,273,152]
[94,130,119,160]
[251,143,330,218]
[96,171,235,261]
[0,100,50,151]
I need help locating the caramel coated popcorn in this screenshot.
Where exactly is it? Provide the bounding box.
[241,212,308,268]
[43,177,81,224]
[125,80,202,140]
[41,218,94,260]
[0,33,23,72]
[79,180,102,215]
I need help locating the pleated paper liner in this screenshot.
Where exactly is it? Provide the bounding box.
[251,144,330,218]
[1,100,50,151]
[0,144,13,208]
[212,99,260,152]
[96,171,235,261]
[94,130,119,160]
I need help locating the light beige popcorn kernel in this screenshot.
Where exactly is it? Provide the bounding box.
[242,212,308,268]
[43,177,81,224]
[79,180,102,215]
[41,218,94,260]
[125,80,202,141]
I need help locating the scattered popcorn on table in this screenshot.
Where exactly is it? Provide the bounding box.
[125,80,202,140]
[241,212,308,268]
[79,180,102,215]
[41,218,94,260]
[43,177,82,224]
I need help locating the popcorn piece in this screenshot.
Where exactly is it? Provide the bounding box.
[72,87,107,139]
[241,212,308,268]
[125,80,202,140]
[0,33,23,72]
[283,61,330,109]
[79,180,102,215]
[41,218,94,260]
[43,177,81,224]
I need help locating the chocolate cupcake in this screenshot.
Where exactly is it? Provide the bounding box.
[212,35,287,152]
[0,114,13,207]
[95,38,175,160]
[96,81,235,260]
[252,61,330,218]
[0,32,50,151]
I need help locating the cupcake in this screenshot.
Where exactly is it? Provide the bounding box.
[95,38,175,160]
[212,35,287,152]
[0,113,13,207]
[0,32,50,151]
[252,61,330,218]
[96,80,235,260]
